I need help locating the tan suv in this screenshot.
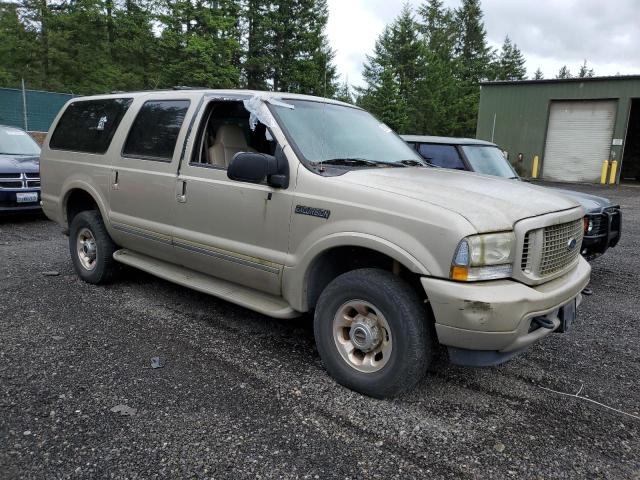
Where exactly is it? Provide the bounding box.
[40,90,591,397]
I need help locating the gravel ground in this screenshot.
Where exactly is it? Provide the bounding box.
[1,183,639,479]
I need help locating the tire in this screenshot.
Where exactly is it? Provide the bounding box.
[314,268,432,398]
[69,210,119,284]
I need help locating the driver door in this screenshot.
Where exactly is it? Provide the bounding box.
[171,99,295,295]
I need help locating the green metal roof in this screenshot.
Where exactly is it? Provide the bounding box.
[481,74,640,87]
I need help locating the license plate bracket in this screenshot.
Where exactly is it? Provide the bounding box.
[16,192,38,203]
[558,298,577,333]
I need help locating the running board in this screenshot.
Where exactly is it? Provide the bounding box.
[113,249,300,319]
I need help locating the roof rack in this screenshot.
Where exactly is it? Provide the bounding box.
[172,86,200,90]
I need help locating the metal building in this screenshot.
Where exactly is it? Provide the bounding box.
[476,76,640,183]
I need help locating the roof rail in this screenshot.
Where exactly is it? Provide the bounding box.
[172,86,200,90]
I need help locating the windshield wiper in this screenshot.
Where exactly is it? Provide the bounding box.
[314,158,406,168]
[398,159,431,167]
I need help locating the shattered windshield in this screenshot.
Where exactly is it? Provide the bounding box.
[269,100,424,168]
[461,145,518,179]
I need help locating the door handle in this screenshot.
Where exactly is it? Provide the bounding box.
[176,180,187,203]
[112,170,119,190]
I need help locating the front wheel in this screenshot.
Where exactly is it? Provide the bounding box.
[69,210,118,284]
[314,268,432,398]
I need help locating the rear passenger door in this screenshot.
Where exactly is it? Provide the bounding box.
[108,96,194,262]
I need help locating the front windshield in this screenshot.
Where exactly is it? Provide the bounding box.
[461,145,517,178]
[0,127,41,155]
[270,100,423,167]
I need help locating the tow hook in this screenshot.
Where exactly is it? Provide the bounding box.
[532,316,555,330]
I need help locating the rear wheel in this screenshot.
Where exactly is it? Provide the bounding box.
[69,210,118,284]
[314,268,432,398]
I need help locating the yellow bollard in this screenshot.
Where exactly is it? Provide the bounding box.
[609,160,618,185]
[600,160,609,184]
[531,155,540,179]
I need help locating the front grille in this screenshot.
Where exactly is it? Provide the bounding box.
[539,220,584,276]
[0,172,40,190]
[0,181,23,188]
[521,232,531,272]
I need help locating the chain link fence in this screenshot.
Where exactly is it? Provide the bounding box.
[0,85,74,143]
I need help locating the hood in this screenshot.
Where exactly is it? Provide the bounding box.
[550,188,614,212]
[338,168,581,232]
[0,154,40,174]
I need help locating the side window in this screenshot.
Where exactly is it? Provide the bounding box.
[50,98,132,154]
[191,100,277,169]
[417,143,466,170]
[123,100,190,161]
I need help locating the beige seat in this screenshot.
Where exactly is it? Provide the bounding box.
[209,125,255,168]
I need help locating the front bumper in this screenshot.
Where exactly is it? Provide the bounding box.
[582,207,622,258]
[421,257,591,365]
[0,189,41,213]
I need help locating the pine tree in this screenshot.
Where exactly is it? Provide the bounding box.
[452,0,494,136]
[157,0,242,89]
[334,80,354,104]
[556,65,572,79]
[533,68,544,80]
[359,67,409,133]
[417,0,459,135]
[359,5,425,132]
[0,2,38,87]
[495,36,526,81]
[244,0,272,89]
[578,59,595,78]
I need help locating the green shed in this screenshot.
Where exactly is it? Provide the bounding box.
[476,76,640,184]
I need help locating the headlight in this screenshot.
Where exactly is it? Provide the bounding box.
[450,232,515,281]
[583,216,593,234]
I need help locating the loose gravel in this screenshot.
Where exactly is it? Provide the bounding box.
[1,183,639,479]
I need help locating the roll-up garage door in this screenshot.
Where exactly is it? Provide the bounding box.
[543,100,616,182]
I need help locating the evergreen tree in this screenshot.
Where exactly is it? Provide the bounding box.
[359,5,425,132]
[0,2,38,87]
[578,59,595,78]
[533,68,544,80]
[359,67,409,133]
[452,0,494,136]
[244,0,272,89]
[556,65,572,79]
[334,80,354,104]
[417,0,459,135]
[158,0,242,89]
[495,36,526,81]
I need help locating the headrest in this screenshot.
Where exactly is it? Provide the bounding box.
[215,125,247,148]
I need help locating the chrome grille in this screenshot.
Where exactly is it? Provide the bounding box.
[538,219,583,276]
[0,172,41,190]
[521,232,531,272]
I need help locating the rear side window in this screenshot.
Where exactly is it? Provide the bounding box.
[50,98,132,154]
[417,143,466,170]
[123,100,190,161]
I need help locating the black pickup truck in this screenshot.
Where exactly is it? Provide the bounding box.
[402,135,622,259]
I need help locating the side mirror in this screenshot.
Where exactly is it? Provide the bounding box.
[227,152,272,184]
[227,147,289,189]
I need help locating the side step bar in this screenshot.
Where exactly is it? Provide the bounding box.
[113,249,300,319]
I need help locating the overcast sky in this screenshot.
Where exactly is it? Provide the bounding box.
[327,0,640,86]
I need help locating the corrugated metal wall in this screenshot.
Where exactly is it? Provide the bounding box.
[476,77,640,183]
[0,87,73,132]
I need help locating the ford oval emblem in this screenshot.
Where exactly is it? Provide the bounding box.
[567,238,577,250]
